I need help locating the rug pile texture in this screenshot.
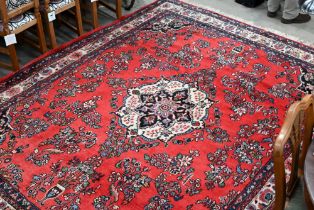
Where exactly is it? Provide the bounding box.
[0,0,313,209]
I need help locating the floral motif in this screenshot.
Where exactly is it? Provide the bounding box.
[103,51,133,73]
[207,147,229,165]
[69,96,102,129]
[55,75,103,98]
[53,193,81,210]
[13,117,49,139]
[117,79,213,142]
[81,64,106,79]
[196,196,219,209]
[108,158,151,205]
[27,155,103,208]
[185,178,202,196]
[0,163,23,186]
[233,165,250,187]
[145,196,173,210]
[0,134,27,165]
[196,190,238,209]
[93,195,111,210]
[233,141,265,164]
[153,44,203,69]
[206,127,230,143]
[98,116,161,159]
[144,150,199,180]
[205,165,232,189]
[26,126,97,166]
[0,109,12,144]
[224,90,264,121]
[210,41,258,69]
[44,111,75,126]
[237,116,279,138]
[268,83,295,99]
[298,67,314,94]
[154,173,183,200]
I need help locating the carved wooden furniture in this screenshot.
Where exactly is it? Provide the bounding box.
[41,0,83,48]
[0,0,47,71]
[273,94,314,210]
[304,139,314,209]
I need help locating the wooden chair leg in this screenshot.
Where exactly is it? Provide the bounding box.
[75,1,84,36]
[91,2,99,29]
[273,145,286,210]
[42,12,58,49]
[8,44,19,71]
[36,16,48,53]
[116,0,122,19]
[48,20,58,49]
[56,13,62,25]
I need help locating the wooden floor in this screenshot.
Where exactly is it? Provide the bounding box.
[0,0,310,209]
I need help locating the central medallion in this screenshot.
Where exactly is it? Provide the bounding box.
[116,79,213,142]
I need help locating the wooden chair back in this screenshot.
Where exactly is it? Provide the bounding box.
[273,94,314,210]
[83,0,125,29]
[0,0,38,34]
[41,0,83,49]
[0,0,46,70]
[42,0,76,14]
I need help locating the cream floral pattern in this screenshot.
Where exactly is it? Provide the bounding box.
[116,79,213,142]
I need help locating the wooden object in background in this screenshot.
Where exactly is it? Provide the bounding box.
[98,0,122,19]
[273,94,314,210]
[0,0,47,71]
[41,0,83,49]
[86,0,121,29]
[82,0,137,30]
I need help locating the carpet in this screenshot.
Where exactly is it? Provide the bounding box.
[0,0,313,209]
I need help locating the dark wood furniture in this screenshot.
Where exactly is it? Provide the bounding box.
[41,0,83,48]
[83,0,136,30]
[98,0,122,19]
[88,0,122,29]
[304,139,314,209]
[80,0,99,29]
[0,0,47,71]
[273,94,314,210]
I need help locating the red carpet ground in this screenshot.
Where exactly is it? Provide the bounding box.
[0,0,313,209]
